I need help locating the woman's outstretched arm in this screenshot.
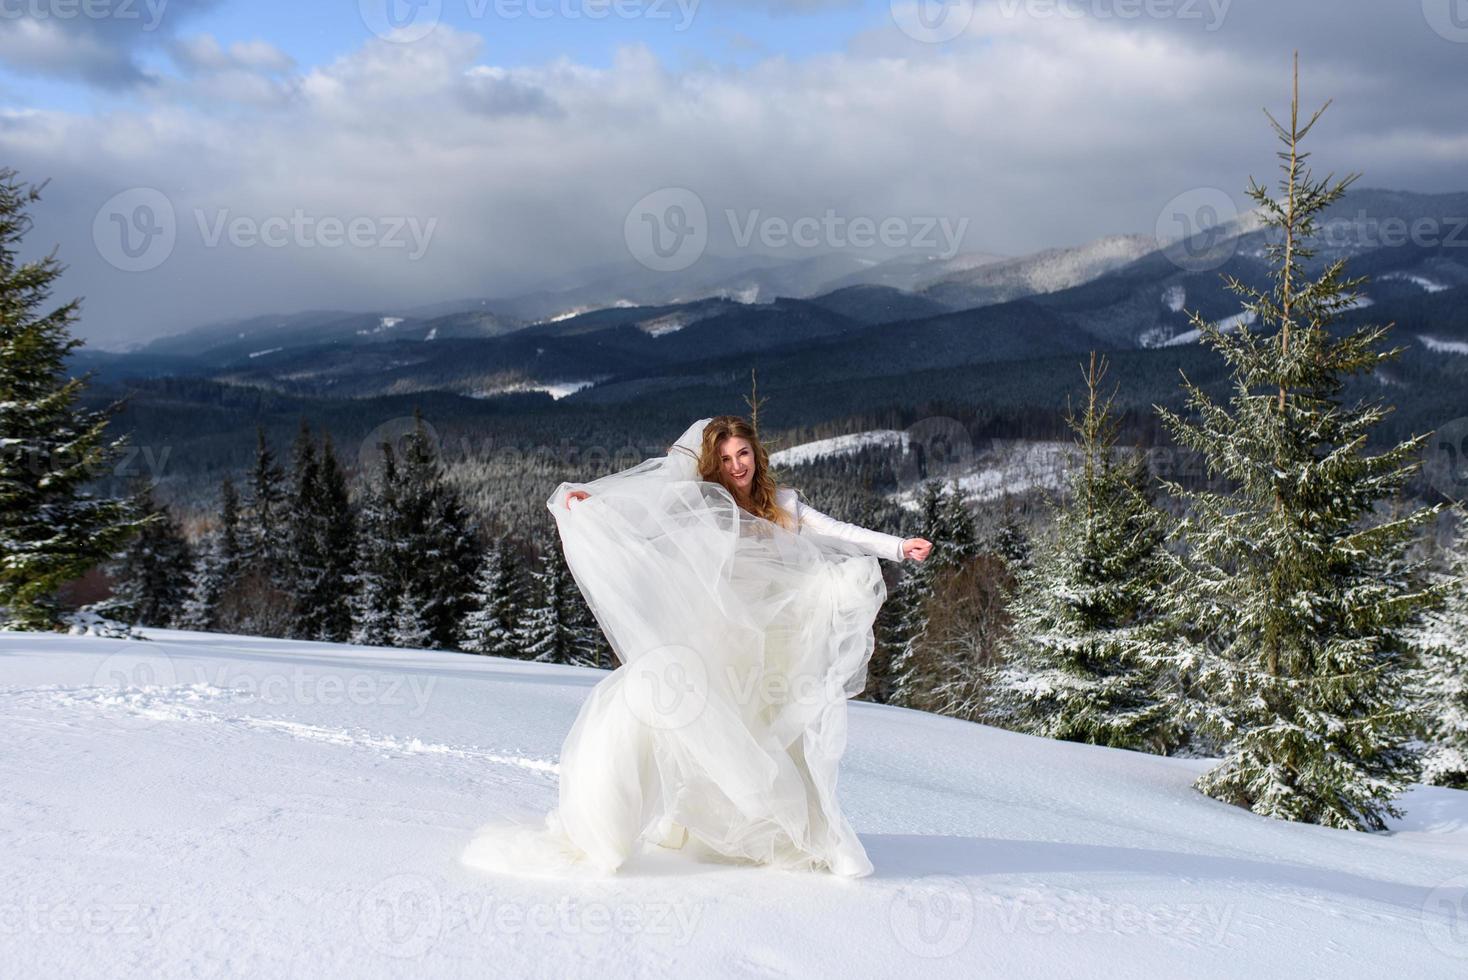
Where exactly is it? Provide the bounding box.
[792,497,929,563]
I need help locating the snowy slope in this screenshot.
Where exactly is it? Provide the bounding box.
[4,629,1468,978]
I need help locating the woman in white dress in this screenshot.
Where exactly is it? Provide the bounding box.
[462,415,932,879]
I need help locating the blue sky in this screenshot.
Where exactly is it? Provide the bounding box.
[1,1,1464,346]
[4,0,891,112]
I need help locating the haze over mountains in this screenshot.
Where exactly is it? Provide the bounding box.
[73,188,1468,499]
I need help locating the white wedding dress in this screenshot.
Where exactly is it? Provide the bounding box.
[461,417,907,879]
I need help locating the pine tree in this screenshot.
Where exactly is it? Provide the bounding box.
[350,447,400,647]
[989,503,1032,572]
[244,426,288,577]
[519,532,602,667]
[461,537,527,658]
[887,480,980,709]
[282,422,356,642]
[180,476,243,632]
[286,419,324,640]
[350,410,479,651]
[1153,59,1445,831]
[1413,512,1468,789]
[394,411,481,650]
[96,483,194,629]
[0,170,148,630]
[989,353,1177,752]
[314,433,357,642]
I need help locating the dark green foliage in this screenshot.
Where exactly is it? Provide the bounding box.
[990,354,1178,752]
[1155,68,1446,830]
[0,170,147,629]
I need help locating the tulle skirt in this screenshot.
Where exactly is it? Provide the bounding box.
[462,420,884,878]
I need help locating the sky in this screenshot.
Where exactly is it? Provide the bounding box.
[1,0,1465,349]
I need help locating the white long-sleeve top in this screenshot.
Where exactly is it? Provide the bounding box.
[775,487,907,563]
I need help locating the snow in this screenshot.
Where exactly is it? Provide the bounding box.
[3,628,1467,977]
[425,328,438,341]
[356,316,406,336]
[247,347,283,359]
[1382,273,1450,294]
[1160,310,1259,348]
[889,439,1073,507]
[468,379,595,400]
[1163,284,1186,313]
[768,430,909,467]
[1419,335,1468,356]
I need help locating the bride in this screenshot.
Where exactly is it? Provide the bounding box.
[462,415,932,879]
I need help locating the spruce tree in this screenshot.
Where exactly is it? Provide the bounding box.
[349,447,401,647]
[1154,60,1445,830]
[283,422,355,642]
[519,532,602,667]
[1414,512,1468,789]
[180,476,243,632]
[394,411,481,650]
[244,426,288,576]
[350,411,478,651]
[0,170,147,629]
[314,433,357,642]
[286,419,324,639]
[990,353,1177,752]
[98,483,194,629]
[887,480,979,709]
[461,537,527,658]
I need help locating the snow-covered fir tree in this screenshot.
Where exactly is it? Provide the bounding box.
[349,449,400,647]
[244,426,288,575]
[988,503,1032,572]
[180,476,243,631]
[1413,511,1468,789]
[216,427,295,637]
[0,170,147,629]
[391,578,437,650]
[988,353,1178,753]
[887,480,982,711]
[350,411,479,650]
[1153,64,1445,831]
[519,532,604,667]
[460,536,527,658]
[96,483,194,629]
[284,423,357,642]
[394,412,481,649]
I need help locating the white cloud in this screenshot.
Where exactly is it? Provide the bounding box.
[1,11,1463,348]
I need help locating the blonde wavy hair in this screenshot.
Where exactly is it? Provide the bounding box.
[695,414,793,531]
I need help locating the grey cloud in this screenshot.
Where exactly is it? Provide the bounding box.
[0,0,221,87]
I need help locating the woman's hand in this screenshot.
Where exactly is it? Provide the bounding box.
[564,489,590,508]
[901,537,932,562]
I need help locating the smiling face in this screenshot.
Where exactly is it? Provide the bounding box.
[717,435,756,495]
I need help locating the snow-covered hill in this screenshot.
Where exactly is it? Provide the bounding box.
[4,629,1467,977]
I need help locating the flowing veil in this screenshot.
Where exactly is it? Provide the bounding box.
[461,417,886,878]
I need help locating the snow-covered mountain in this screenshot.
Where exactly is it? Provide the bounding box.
[4,629,1466,977]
